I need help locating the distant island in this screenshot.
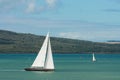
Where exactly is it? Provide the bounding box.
[105,40,120,44]
[0,30,120,53]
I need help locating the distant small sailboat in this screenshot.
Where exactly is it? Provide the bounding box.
[25,32,55,71]
[92,53,96,62]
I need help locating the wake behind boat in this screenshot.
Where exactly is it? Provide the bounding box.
[25,32,55,71]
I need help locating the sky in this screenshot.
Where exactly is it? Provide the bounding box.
[0,0,120,42]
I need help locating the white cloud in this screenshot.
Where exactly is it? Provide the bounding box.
[26,0,35,13]
[59,32,82,39]
[58,32,98,40]
[58,30,120,41]
[46,0,57,8]
[0,0,60,14]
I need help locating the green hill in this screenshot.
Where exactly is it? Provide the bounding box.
[0,30,120,53]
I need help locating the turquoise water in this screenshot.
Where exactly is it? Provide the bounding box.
[0,53,120,80]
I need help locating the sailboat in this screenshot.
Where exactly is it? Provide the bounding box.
[92,53,96,62]
[25,33,55,71]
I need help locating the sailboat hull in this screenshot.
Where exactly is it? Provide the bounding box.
[24,68,54,71]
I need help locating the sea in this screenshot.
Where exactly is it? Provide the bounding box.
[0,53,120,80]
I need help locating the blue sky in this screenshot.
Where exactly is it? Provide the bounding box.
[0,0,120,42]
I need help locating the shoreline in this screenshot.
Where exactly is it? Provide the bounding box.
[0,52,120,54]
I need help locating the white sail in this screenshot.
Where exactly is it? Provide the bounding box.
[44,37,54,69]
[92,53,96,62]
[31,33,49,68]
